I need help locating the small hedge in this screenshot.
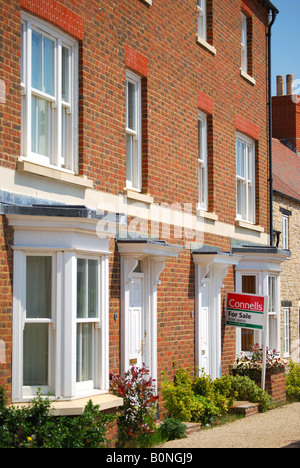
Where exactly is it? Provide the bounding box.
[0,387,114,448]
[162,367,274,426]
[286,361,300,402]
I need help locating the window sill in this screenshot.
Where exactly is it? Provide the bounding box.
[11,393,123,417]
[141,0,152,5]
[197,209,219,222]
[124,188,154,204]
[17,159,94,189]
[235,219,264,233]
[240,69,256,86]
[196,35,217,56]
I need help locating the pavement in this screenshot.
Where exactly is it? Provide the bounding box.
[160,402,300,449]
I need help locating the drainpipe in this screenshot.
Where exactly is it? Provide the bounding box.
[267,5,278,247]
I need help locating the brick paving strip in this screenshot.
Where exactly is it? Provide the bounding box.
[160,403,300,449]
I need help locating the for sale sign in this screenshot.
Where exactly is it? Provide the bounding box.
[226,292,266,330]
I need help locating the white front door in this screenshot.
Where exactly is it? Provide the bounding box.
[199,279,210,375]
[129,276,144,368]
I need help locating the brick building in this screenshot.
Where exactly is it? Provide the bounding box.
[0,0,288,414]
[272,75,300,362]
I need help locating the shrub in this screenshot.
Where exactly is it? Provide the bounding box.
[286,361,300,402]
[231,344,286,384]
[192,373,237,425]
[161,368,204,423]
[228,375,274,412]
[110,365,159,448]
[159,418,187,442]
[0,386,114,448]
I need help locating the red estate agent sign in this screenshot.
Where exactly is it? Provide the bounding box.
[226,292,269,390]
[226,292,266,330]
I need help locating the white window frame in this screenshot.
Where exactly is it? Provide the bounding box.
[236,273,261,356]
[282,215,289,250]
[283,307,290,357]
[241,13,248,74]
[21,12,78,173]
[22,253,56,398]
[76,257,101,394]
[197,0,207,42]
[126,70,142,192]
[12,249,109,402]
[268,275,280,353]
[236,133,256,224]
[198,111,208,211]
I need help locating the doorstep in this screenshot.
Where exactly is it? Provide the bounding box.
[184,422,202,435]
[231,401,259,418]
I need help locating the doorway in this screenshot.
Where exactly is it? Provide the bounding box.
[128,274,145,368]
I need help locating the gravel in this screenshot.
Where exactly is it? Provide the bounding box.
[160,403,300,448]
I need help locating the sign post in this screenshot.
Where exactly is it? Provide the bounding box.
[226,292,268,390]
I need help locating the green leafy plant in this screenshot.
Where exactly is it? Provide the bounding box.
[231,344,286,384]
[286,361,300,402]
[161,367,204,423]
[110,365,159,448]
[228,375,274,412]
[159,418,187,442]
[0,386,114,448]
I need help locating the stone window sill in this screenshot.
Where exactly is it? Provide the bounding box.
[196,35,217,56]
[124,188,154,204]
[11,393,123,417]
[17,159,94,189]
[235,219,264,233]
[197,209,219,222]
[240,69,256,86]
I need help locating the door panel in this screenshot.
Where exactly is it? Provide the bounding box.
[129,277,144,368]
[199,280,209,375]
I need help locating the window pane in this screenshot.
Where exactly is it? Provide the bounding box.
[127,81,136,131]
[23,323,49,386]
[237,179,243,216]
[77,258,86,319]
[31,96,50,157]
[26,256,52,319]
[77,323,93,382]
[32,30,42,91]
[21,23,24,84]
[61,107,71,166]
[62,46,70,102]
[126,134,132,182]
[236,140,245,178]
[43,36,55,96]
[88,260,98,319]
[241,275,256,352]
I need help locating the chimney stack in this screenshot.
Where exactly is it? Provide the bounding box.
[276,75,284,96]
[286,74,294,95]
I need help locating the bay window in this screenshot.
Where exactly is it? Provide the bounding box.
[21,12,78,172]
[13,250,109,402]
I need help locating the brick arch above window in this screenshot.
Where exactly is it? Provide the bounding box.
[125,45,149,78]
[20,0,84,40]
[236,114,259,141]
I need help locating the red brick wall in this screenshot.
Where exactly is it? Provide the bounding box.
[272,94,300,154]
[0,0,271,401]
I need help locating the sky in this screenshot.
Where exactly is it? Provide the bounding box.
[271,0,300,95]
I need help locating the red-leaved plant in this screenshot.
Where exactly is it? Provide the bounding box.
[110,365,159,448]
